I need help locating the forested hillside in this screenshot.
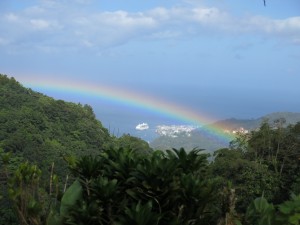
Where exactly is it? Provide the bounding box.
[150,129,225,152]
[0,74,114,174]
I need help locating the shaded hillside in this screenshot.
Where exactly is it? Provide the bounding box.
[212,112,300,131]
[262,112,300,125]
[150,129,226,152]
[0,74,113,175]
[151,112,300,152]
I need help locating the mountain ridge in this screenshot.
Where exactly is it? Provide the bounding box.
[211,112,300,131]
[150,111,300,152]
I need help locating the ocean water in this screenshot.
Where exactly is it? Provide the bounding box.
[34,89,197,142]
[95,107,194,142]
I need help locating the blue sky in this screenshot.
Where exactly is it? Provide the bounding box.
[1,0,300,121]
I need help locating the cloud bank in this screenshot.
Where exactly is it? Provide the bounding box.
[0,0,299,54]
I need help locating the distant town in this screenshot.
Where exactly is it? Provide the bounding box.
[154,124,250,138]
[224,127,249,134]
[155,125,198,138]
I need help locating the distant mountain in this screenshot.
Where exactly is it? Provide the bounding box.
[150,112,300,152]
[212,112,300,131]
[262,112,300,125]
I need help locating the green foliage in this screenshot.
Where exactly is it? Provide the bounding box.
[0,148,25,225]
[245,197,275,225]
[278,195,300,224]
[291,177,300,195]
[245,194,300,225]
[47,180,83,225]
[59,147,217,225]
[113,134,153,155]
[119,201,161,225]
[7,161,46,225]
[246,121,300,202]
[211,148,280,212]
[60,180,83,216]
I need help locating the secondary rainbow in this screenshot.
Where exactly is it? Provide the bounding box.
[19,76,235,144]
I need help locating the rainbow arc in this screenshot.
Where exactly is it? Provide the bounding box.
[20,76,235,144]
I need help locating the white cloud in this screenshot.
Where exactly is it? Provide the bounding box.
[243,16,300,44]
[0,1,299,54]
[191,8,226,23]
[101,11,156,27]
[246,16,300,33]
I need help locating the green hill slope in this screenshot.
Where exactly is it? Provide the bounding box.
[150,130,225,152]
[0,74,112,174]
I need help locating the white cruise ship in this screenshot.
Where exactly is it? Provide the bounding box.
[135,123,149,130]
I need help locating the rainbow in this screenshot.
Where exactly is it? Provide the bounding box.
[18,76,235,145]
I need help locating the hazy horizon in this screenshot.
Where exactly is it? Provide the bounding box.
[1,0,300,123]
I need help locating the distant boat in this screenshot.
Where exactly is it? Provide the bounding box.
[136,123,149,130]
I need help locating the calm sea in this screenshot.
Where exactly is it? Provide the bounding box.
[95,108,193,142]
